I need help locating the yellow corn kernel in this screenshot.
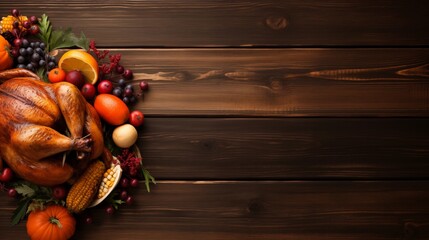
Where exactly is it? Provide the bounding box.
[0,15,28,33]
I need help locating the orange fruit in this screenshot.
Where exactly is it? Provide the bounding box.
[48,67,66,83]
[58,50,99,84]
[94,94,129,125]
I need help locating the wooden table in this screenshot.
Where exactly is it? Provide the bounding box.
[1,1,429,239]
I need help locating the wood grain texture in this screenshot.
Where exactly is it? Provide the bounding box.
[1,0,429,47]
[112,48,429,116]
[138,118,429,180]
[2,181,429,240]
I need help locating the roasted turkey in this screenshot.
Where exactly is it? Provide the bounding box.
[0,68,105,186]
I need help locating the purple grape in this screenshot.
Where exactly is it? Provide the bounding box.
[139,81,149,91]
[124,88,133,97]
[112,87,123,97]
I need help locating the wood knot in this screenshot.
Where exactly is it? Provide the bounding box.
[247,199,264,215]
[265,16,288,30]
[270,79,282,91]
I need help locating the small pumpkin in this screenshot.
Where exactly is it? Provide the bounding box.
[0,35,13,71]
[26,205,76,240]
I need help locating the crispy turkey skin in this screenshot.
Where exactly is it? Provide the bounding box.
[0,68,104,186]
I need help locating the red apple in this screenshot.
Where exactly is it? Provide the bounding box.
[81,83,96,100]
[129,110,144,127]
[97,80,113,94]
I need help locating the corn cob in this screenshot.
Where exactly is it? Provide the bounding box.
[0,15,28,34]
[98,163,117,199]
[66,160,106,213]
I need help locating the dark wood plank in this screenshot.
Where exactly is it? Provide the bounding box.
[113,48,429,116]
[139,118,429,180]
[2,181,429,240]
[2,1,428,46]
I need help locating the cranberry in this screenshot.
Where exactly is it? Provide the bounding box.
[139,81,149,91]
[115,65,124,74]
[84,216,93,224]
[8,188,17,198]
[12,21,20,29]
[29,16,38,24]
[120,178,129,188]
[123,69,133,79]
[105,206,115,215]
[52,185,67,200]
[29,25,40,35]
[120,190,128,200]
[124,88,133,97]
[11,48,19,57]
[11,9,20,17]
[130,178,139,188]
[22,20,31,29]
[125,196,134,206]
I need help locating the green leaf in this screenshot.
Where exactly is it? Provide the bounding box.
[142,168,156,193]
[36,14,89,52]
[14,184,36,197]
[37,14,52,48]
[11,198,31,225]
[75,32,90,51]
[36,67,48,82]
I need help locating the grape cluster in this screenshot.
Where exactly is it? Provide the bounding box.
[14,39,56,71]
[112,79,142,105]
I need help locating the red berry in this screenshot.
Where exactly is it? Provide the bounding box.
[0,168,13,182]
[115,65,124,74]
[84,216,93,224]
[12,21,20,29]
[120,178,129,188]
[105,206,115,215]
[123,69,133,79]
[11,48,19,58]
[130,178,139,188]
[120,190,128,200]
[81,83,96,100]
[126,196,134,206]
[13,38,22,47]
[29,25,40,35]
[13,28,20,37]
[11,9,20,17]
[139,81,149,91]
[8,188,17,198]
[97,80,113,94]
[124,88,133,97]
[22,20,31,29]
[29,16,38,24]
[52,185,67,200]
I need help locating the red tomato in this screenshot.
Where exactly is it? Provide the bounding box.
[129,110,144,127]
[48,68,66,83]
